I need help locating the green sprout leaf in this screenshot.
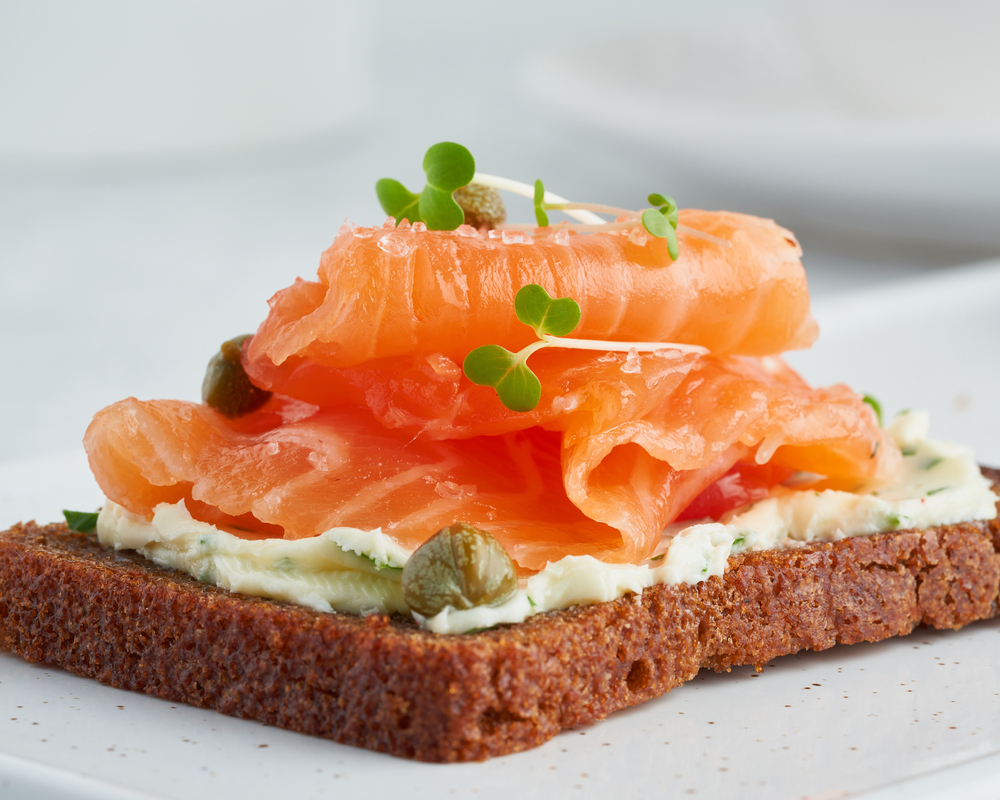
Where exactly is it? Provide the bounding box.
[514,284,581,338]
[419,142,476,230]
[641,208,679,259]
[463,345,542,412]
[63,509,98,533]
[462,284,582,412]
[534,179,549,227]
[419,186,466,230]
[422,142,476,191]
[375,142,476,230]
[648,193,679,225]
[862,394,883,427]
[375,178,421,224]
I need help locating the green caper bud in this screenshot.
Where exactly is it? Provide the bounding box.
[202,334,272,418]
[453,183,506,230]
[401,523,518,617]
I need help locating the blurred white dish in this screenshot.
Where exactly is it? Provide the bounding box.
[0,1,369,165]
[528,1,1000,246]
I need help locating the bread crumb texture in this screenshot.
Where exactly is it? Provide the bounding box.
[1,469,998,762]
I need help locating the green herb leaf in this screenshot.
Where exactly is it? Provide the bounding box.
[419,142,476,230]
[63,509,98,533]
[641,208,679,259]
[422,142,476,192]
[647,194,679,226]
[376,142,476,231]
[927,486,949,496]
[375,178,422,223]
[924,456,944,471]
[533,179,549,227]
[885,512,901,529]
[901,445,918,456]
[862,394,883,427]
[463,344,542,412]
[649,553,665,562]
[419,185,467,231]
[514,284,581,338]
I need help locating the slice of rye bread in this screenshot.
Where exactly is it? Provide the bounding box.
[1,469,999,763]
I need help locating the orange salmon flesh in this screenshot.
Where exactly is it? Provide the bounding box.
[85,214,899,572]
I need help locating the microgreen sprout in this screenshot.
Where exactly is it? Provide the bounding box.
[375,143,731,256]
[376,142,476,230]
[63,509,98,533]
[463,284,708,412]
[533,179,549,228]
[862,394,883,427]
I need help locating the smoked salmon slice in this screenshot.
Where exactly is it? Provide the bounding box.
[85,357,896,571]
[245,211,816,379]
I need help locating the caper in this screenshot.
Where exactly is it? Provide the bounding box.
[401,523,518,617]
[201,334,272,418]
[453,183,506,230]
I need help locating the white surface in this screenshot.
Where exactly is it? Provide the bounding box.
[786,258,1000,467]
[529,1,1000,246]
[1,261,1000,798]
[0,1,369,164]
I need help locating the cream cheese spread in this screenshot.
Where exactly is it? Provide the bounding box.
[96,412,997,635]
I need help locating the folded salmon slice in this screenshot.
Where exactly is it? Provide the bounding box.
[245,347,894,493]
[85,355,897,571]
[246,211,816,380]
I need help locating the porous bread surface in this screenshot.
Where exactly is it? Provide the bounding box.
[1,470,999,762]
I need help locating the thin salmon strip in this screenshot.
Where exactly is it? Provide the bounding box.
[244,347,894,490]
[246,211,815,378]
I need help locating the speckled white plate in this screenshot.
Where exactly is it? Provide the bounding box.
[1,260,999,800]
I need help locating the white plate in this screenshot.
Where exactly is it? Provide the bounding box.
[527,1,1000,247]
[2,261,1000,799]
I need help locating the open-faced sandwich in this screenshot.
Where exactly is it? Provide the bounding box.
[2,143,998,762]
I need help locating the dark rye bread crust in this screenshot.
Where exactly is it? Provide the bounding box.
[1,469,999,762]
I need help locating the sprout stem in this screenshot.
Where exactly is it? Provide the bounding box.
[474,173,731,249]
[498,221,639,234]
[472,173,605,225]
[542,334,708,355]
[544,202,637,218]
[677,225,731,249]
